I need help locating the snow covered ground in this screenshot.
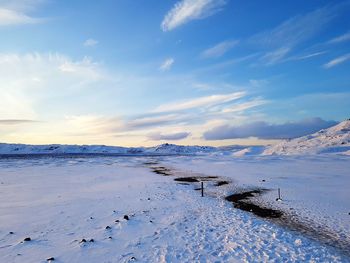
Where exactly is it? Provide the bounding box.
[0,154,349,262]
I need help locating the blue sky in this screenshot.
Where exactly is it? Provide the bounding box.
[0,0,349,146]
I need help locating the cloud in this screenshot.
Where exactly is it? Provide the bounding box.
[323,53,350,68]
[260,47,291,65]
[287,51,326,61]
[153,91,245,113]
[0,52,105,120]
[159,58,174,71]
[328,31,350,44]
[203,117,337,140]
[251,3,343,64]
[0,119,39,125]
[201,40,239,59]
[84,38,98,47]
[0,0,46,26]
[161,0,226,31]
[249,79,268,88]
[126,114,187,129]
[221,99,267,113]
[0,8,39,25]
[251,5,337,49]
[148,131,190,141]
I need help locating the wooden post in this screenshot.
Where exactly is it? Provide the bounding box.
[278,188,281,199]
[201,182,204,197]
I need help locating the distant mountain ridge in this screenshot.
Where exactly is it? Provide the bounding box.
[1,120,349,156]
[0,142,221,155]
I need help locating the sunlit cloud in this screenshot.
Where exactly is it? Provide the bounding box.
[0,52,106,120]
[153,91,245,113]
[0,119,39,125]
[161,0,226,31]
[323,53,350,68]
[221,99,267,113]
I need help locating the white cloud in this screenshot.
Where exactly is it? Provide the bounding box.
[0,53,105,120]
[328,31,350,44]
[251,6,336,49]
[221,99,267,113]
[288,51,326,61]
[0,8,39,25]
[323,53,350,68]
[201,40,239,59]
[161,0,226,31]
[159,58,174,71]
[153,91,245,113]
[84,38,98,47]
[251,3,343,65]
[0,0,45,26]
[260,47,291,65]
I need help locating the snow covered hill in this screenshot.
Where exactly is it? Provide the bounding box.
[263,119,350,155]
[0,142,220,155]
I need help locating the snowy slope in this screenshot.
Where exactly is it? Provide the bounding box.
[263,119,350,155]
[0,142,258,156]
[0,142,221,155]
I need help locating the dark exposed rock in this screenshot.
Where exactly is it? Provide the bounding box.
[105,226,111,230]
[23,237,31,242]
[46,257,55,261]
[226,190,283,218]
[123,215,129,220]
[216,181,229,186]
[79,238,87,243]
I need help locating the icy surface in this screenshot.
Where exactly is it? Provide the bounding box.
[0,155,349,262]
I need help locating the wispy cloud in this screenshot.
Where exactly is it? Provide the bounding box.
[323,53,350,68]
[126,114,187,129]
[201,40,239,59]
[0,8,39,25]
[260,47,290,65]
[221,99,267,113]
[153,91,245,113]
[0,119,39,125]
[0,0,46,26]
[328,31,350,44]
[249,79,269,88]
[148,131,190,141]
[251,3,343,65]
[159,58,175,71]
[287,51,326,61]
[84,38,98,47]
[161,0,226,31]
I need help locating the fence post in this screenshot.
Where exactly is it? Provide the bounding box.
[201,182,204,197]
